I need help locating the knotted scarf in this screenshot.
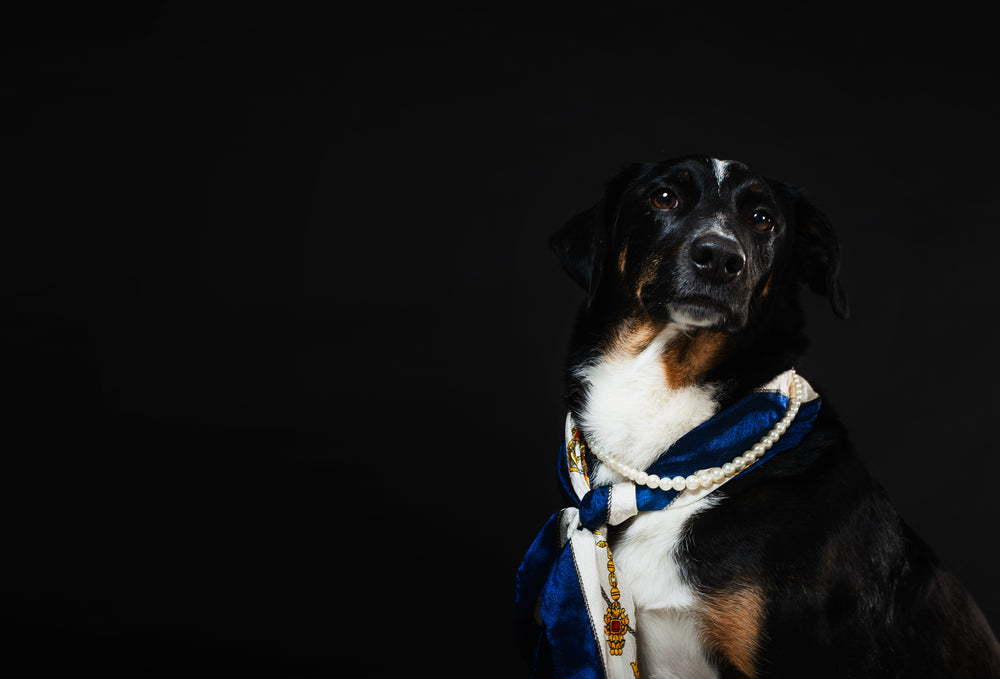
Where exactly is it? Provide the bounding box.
[514,370,821,679]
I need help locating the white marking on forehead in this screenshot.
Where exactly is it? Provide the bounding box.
[711,158,733,187]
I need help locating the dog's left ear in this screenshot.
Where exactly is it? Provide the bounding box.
[775,183,850,320]
[550,163,649,306]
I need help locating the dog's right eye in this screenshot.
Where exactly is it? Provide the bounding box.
[751,210,775,231]
[650,190,678,210]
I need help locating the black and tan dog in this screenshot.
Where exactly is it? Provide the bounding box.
[541,156,1000,677]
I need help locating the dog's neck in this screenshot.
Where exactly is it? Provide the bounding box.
[571,323,722,488]
[568,312,801,488]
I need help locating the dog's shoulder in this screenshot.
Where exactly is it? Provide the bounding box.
[683,405,1000,675]
[683,404,899,592]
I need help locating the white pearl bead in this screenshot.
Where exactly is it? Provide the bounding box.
[733,456,746,470]
[722,462,736,476]
[658,476,673,491]
[685,475,700,491]
[698,471,713,488]
[775,421,788,433]
[672,476,687,491]
[741,452,756,465]
[646,474,660,489]
[761,438,773,450]
[634,471,648,486]
[751,443,765,456]
[710,467,725,483]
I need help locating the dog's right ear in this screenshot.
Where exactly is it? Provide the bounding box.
[549,163,649,306]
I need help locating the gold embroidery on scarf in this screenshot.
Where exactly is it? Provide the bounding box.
[596,538,630,656]
[567,427,590,487]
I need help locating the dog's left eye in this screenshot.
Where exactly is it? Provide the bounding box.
[751,210,775,231]
[650,190,678,210]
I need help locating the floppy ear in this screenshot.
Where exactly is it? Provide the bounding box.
[549,163,649,306]
[787,188,850,319]
[549,203,603,301]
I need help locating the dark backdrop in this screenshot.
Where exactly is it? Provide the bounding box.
[4,3,998,676]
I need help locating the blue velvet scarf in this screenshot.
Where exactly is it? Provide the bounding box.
[514,372,821,679]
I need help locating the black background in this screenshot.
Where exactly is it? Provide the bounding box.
[4,2,999,676]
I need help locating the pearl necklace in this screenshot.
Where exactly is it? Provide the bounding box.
[591,372,806,493]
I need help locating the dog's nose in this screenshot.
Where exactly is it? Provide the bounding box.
[690,234,746,283]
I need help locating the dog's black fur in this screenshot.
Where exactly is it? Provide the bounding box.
[550,156,1000,677]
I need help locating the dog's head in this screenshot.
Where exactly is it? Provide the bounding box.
[552,156,849,332]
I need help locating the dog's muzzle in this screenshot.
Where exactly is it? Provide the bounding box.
[639,230,753,329]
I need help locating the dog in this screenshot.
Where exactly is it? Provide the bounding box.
[519,156,1000,678]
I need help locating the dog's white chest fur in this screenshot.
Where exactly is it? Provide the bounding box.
[575,324,722,678]
[575,326,717,479]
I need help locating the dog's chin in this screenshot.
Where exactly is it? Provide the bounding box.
[665,298,747,332]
